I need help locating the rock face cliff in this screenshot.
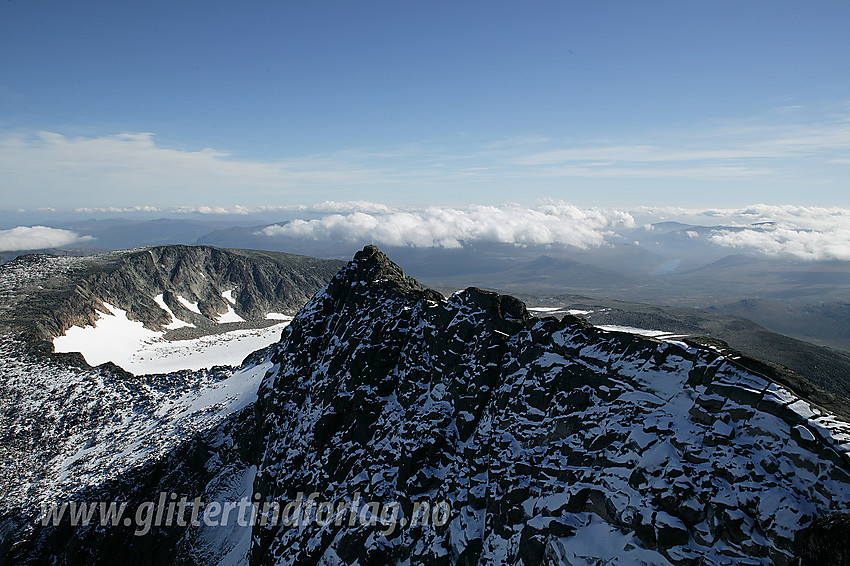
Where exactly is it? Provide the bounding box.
[3,246,850,564]
[0,245,345,345]
[251,246,850,565]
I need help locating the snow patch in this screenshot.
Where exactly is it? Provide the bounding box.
[528,307,593,316]
[216,304,245,324]
[265,312,293,321]
[54,304,290,375]
[177,296,202,314]
[121,322,290,374]
[794,425,816,443]
[153,294,194,330]
[190,466,257,566]
[53,303,161,368]
[550,514,672,564]
[597,324,689,342]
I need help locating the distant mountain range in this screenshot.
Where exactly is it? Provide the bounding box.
[7,215,846,353]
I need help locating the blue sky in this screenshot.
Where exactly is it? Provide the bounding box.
[1,0,848,210]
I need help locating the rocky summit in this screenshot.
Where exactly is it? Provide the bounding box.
[3,246,850,564]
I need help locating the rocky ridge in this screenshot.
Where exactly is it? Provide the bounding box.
[2,246,849,564]
[250,246,850,565]
[0,245,344,346]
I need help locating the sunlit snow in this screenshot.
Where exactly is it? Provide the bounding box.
[53,303,160,367]
[265,312,293,320]
[53,302,288,375]
[597,324,689,342]
[216,304,245,323]
[177,295,202,314]
[527,307,593,315]
[153,293,194,329]
[121,324,288,374]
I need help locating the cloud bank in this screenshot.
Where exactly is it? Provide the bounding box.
[706,205,850,261]
[256,201,850,260]
[0,226,92,252]
[261,202,637,249]
[5,199,848,261]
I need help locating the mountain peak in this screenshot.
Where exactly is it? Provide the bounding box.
[253,248,850,564]
[332,245,429,297]
[8,246,850,565]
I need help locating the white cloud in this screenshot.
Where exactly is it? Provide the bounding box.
[705,205,850,261]
[261,202,636,249]
[256,201,850,260]
[1,106,847,211]
[169,205,305,215]
[0,131,388,210]
[307,201,395,214]
[0,226,92,252]
[524,164,773,179]
[629,204,850,260]
[6,198,849,261]
[709,227,850,260]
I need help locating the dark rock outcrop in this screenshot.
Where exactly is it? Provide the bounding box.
[250,246,850,565]
[794,513,850,566]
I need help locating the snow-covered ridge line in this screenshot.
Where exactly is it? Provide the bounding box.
[4,246,850,564]
[552,318,850,462]
[252,246,850,564]
[525,298,850,459]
